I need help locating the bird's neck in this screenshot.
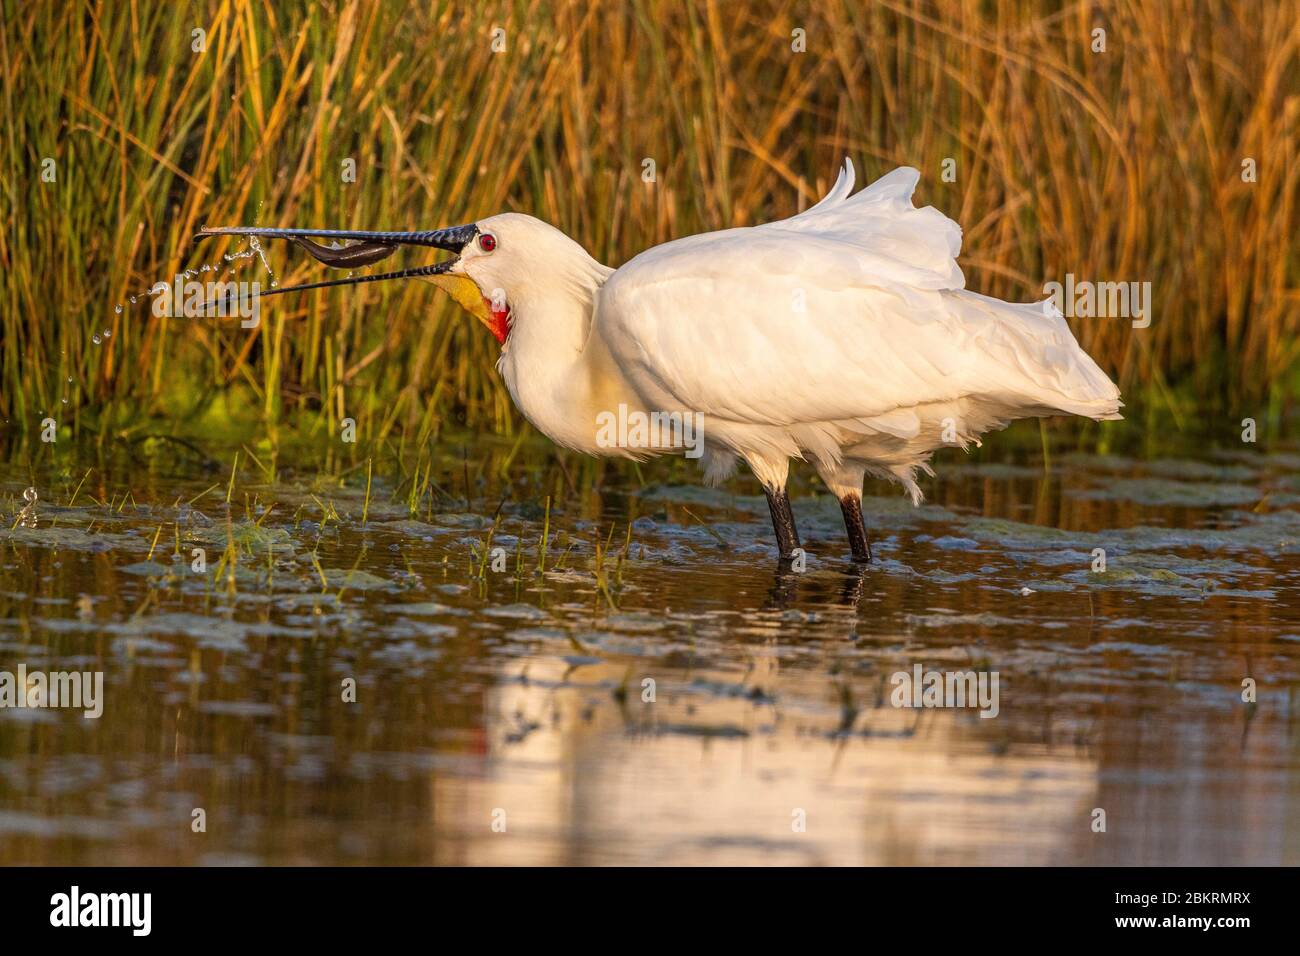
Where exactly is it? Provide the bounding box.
[497,257,632,454]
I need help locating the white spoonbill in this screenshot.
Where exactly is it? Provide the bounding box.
[200,160,1121,563]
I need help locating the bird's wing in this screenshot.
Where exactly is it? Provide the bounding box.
[755,162,965,291]
[596,160,1119,427]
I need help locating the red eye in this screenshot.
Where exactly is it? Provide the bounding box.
[480,234,497,252]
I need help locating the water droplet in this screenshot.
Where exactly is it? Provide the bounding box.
[102,330,112,339]
[114,304,123,314]
[17,487,39,527]
[61,398,68,404]
[92,334,102,344]
[248,236,276,278]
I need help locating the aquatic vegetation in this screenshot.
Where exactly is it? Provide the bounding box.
[1068,478,1263,508]
[3,0,1297,450]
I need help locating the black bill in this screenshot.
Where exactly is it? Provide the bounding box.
[195,224,479,299]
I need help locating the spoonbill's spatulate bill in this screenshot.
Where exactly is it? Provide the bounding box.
[199,160,1122,563]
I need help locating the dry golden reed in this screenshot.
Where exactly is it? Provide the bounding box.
[2,0,1297,445]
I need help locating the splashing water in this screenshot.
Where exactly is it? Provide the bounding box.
[110,236,273,317]
[15,487,38,529]
[249,235,276,281]
[219,235,278,287]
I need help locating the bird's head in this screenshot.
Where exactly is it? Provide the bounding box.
[197,212,602,347]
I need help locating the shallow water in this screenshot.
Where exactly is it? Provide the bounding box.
[2,433,1299,865]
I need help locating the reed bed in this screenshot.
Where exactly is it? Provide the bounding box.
[2,0,1297,449]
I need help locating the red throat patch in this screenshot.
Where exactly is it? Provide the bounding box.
[483,297,510,345]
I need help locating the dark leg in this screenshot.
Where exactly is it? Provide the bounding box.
[763,487,801,560]
[839,494,873,563]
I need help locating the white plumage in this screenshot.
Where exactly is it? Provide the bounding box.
[210,159,1122,561]
[462,159,1120,513]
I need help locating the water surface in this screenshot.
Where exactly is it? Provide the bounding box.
[2,433,1298,865]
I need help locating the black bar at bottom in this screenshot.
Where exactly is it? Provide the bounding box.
[0,866,1282,941]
